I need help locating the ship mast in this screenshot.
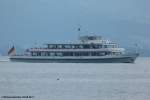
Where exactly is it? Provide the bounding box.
[77,25,82,39]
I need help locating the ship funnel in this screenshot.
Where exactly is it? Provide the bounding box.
[8,46,16,56]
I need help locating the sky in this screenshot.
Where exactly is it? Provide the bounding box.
[0,0,150,56]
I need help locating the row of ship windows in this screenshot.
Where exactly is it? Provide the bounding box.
[47,44,117,49]
[31,52,121,56]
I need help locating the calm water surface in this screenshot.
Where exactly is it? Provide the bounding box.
[0,57,150,100]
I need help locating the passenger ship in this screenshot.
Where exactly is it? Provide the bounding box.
[8,35,139,63]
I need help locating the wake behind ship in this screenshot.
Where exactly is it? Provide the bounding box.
[8,35,139,63]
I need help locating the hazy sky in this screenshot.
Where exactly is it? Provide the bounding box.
[0,0,150,55]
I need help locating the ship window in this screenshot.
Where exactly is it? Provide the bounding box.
[113,45,117,48]
[73,52,90,56]
[99,45,102,48]
[88,36,96,40]
[50,52,55,56]
[99,52,105,56]
[47,52,50,56]
[74,52,79,56]
[32,52,37,56]
[57,45,62,49]
[56,52,63,56]
[37,52,41,56]
[107,45,116,48]
[106,45,110,48]
[83,52,89,56]
[104,45,108,48]
[41,52,45,56]
[53,45,57,49]
[70,52,73,56]
[110,45,113,48]
[48,45,57,49]
[83,44,90,49]
[91,52,99,56]
[42,52,49,56]
[90,45,93,49]
[79,45,83,49]
[63,52,73,56]
[93,45,99,49]
[48,45,53,49]
[64,45,71,49]
[112,52,121,55]
[74,45,79,49]
[72,45,75,49]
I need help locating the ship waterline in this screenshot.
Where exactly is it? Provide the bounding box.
[9,53,138,63]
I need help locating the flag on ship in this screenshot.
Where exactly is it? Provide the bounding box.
[8,46,16,56]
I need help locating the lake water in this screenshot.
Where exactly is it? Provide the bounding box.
[0,57,150,100]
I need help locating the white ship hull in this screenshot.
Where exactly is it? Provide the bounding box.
[9,53,139,63]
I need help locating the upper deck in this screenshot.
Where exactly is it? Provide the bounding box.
[43,36,118,49]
